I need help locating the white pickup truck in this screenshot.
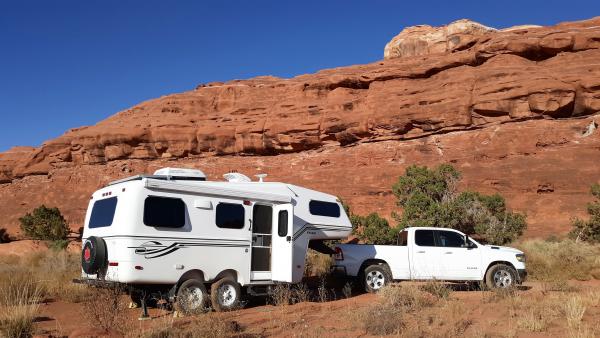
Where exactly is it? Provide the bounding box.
[333,227,526,292]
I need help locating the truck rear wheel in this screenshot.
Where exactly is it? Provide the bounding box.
[176,279,208,314]
[210,278,241,312]
[485,264,517,289]
[362,264,391,293]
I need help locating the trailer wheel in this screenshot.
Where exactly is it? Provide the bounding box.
[175,279,208,314]
[81,236,107,275]
[362,264,391,293]
[485,264,517,289]
[210,278,241,312]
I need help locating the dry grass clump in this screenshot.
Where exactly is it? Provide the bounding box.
[0,280,40,338]
[562,295,586,329]
[420,280,452,300]
[355,283,438,335]
[0,251,92,303]
[518,239,600,281]
[269,283,310,306]
[303,250,332,277]
[135,313,243,338]
[516,298,559,332]
[83,286,131,334]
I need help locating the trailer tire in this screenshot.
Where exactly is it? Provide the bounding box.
[485,264,517,289]
[175,279,209,314]
[81,236,107,275]
[362,264,392,293]
[210,278,241,312]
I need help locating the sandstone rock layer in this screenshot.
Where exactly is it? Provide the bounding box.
[1,17,600,238]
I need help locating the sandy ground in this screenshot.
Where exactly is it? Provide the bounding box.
[32,280,600,338]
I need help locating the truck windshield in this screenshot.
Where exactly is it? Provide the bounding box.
[88,197,118,228]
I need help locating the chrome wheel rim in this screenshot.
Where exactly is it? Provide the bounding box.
[218,284,237,307]
[493,270,513,288]
[183,286,205,309]
[366,270,385,290]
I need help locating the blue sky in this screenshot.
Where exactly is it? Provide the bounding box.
[1,1,598,152]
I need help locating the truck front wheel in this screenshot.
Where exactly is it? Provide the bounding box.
[362,264,392,293]
[485,264,517,289]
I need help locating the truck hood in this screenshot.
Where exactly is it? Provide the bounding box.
[483,245,523,255]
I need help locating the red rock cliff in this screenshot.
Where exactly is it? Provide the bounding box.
[1,17,599,238]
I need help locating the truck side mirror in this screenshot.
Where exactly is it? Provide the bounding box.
[464,236,476,249]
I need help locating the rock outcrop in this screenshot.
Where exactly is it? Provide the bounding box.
[384,19,497,59]
[1,17,600,238]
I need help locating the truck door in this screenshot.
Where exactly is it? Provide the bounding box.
[271,203,294,282]
[410,229,442,279]
[436,230,481,280]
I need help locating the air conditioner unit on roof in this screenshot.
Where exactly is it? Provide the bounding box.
[153,167,207,181]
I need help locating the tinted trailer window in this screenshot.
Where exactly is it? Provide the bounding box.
[144,196,186,228]
[89,197,118,228]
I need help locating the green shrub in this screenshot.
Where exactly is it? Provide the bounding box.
[392,164,526,245]
[48,239,70,251]
[352,212,400,245]
[19,205,69,240]
[569,183,600,243]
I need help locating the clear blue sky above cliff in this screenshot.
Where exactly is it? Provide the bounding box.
[0,0,598,152]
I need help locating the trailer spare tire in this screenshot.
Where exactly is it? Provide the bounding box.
[81,236,107,274]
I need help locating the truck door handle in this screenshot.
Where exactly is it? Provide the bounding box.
[417,251,426,253]
[445,252,453,254]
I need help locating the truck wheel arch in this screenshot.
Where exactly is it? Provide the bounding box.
[359,259,390,276]
[485,261,516,276]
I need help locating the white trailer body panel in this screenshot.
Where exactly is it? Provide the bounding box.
[82,174,352,288]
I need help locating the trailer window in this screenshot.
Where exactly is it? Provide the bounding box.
[278,210,288,237]
[415,230,436,247]
[89,197,118,228]
[216,203,245,229]
[309,200,340,218]
[144,196,186,228]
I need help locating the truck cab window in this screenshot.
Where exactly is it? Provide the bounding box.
[414,230,435,246]
[144,196,186,228]
[397,231,408,246]
[436,230,465,247]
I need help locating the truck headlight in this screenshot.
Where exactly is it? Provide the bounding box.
[516,253,526,262]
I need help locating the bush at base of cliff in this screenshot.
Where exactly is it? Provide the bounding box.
[392,164,527,245]
[19,205,69,241]
[569,183,600,243]
[352,212,400,245]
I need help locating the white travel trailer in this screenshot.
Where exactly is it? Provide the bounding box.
[78,168,351,312]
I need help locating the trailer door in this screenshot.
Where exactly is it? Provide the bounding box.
[271,204,294,282]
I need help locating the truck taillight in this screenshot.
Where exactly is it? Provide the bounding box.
[334,247,344,260]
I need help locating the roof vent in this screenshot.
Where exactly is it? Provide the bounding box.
[255,174,267,182]
[153,167,206,181]
[223,172,251,183]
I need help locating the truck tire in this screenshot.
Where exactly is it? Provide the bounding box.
[176,279,208,314]
[81,236,107,275]
[362,264,392,293]
[210,278,241,312]
[485,264,517,289]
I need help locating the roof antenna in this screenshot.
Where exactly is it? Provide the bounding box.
[255,174,267,182]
